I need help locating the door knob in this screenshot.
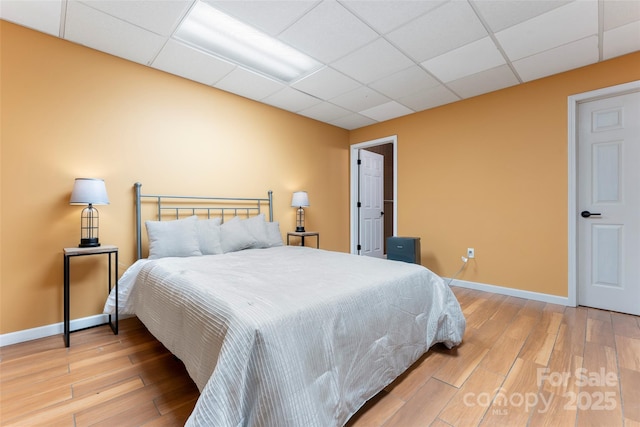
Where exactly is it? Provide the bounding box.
[380,211,384,216]
[581,210,601,218]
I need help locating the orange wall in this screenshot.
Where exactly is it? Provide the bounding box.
[0,22,349,334]
[351,52,640,297]
[2,20,639,336]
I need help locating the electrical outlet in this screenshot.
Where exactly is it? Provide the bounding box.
[467,248,475,258]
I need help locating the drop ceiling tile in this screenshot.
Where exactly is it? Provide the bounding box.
[279,0,378,63]
[446,64,519,99]
[291,67,360,100]
[398,84,459,112]
[330,113,377,130]
[513,36,599,82]
[359,101,414,122]
[369,65,440,100]
[331,38,415,84]
[0,0,62,36]
[330,86,390,112]
[64,1,167,65]
[341,0,445,34]
[214,67,285,101]
[603,20,640,60]
[421,37,506,83]
[603,0,640,31]
[205,0,319,36]
[298,101,353,123]
[386,1,487,62]
[77,0,192,36]
[7,0,632,130]
[471,0,571,32]
[496,1,598,62]
[261,87,323,112]
[152,39,236,86]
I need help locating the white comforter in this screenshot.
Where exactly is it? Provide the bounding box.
[104,246,465,426]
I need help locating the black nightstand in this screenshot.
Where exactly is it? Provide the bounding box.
[63,245,118,347]
[286,231,320,248]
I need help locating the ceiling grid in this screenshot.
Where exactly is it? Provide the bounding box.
[1,0,638,129]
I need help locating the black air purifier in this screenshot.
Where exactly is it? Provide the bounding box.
[387,237,421,264]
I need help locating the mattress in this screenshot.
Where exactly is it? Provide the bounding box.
[104,246,465,426]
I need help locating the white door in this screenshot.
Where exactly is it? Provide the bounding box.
[577,90,640,315]
[359,149,384,258]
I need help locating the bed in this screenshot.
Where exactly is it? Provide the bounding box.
[104,183,466,426]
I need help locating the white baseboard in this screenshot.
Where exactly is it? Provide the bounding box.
[447,278,572,307]
[0,314,118,347]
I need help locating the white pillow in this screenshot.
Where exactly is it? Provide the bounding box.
[265,221,283,247]
[196,218,223,255]
[146,216,201,259]
[220,217,256,253]
[241,214,271,249]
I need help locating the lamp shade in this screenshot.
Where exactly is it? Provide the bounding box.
[291,191,309,207]
[70,178,110,205]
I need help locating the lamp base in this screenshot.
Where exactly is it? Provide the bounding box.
[295,226,306,232]
[79,238,100,248]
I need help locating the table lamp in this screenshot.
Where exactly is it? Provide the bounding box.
[70,178,110,247]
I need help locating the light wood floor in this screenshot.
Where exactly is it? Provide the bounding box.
[1,287,639,426]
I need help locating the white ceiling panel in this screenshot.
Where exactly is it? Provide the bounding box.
[331,38,415,84]
[330,113,377,130]
[359,101,414,122]
[470,0,570,32]
[206,0,319,36]
[603,20,640,60]
[369,65,441,100]
[152,39,236,86]
[262,87,323,113]
[77,0,193,36]
[446,64,519,99]
[298,101,352,123]
[214,67,284,101]
[292,67,360,100]
[386,1,488,62]
[603,0,640,31]
[496,1,598,61]
[513,36,599,82]
[0,0,62,36]
[398,84,460,111]
[4,0,638,130]
[422,36,506,83]
[279,0,378,63]
[64,1,166,65]
[330,86,390,112]
[341,0,444,34]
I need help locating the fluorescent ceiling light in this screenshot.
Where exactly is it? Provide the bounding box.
[174,1,321,82]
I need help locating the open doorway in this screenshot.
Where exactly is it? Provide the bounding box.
[350,136,397,255]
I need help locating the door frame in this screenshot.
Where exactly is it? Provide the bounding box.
[567,80,640,307]
[350,135,398,255]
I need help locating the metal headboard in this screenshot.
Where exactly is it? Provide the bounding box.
[135,182,273,259]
